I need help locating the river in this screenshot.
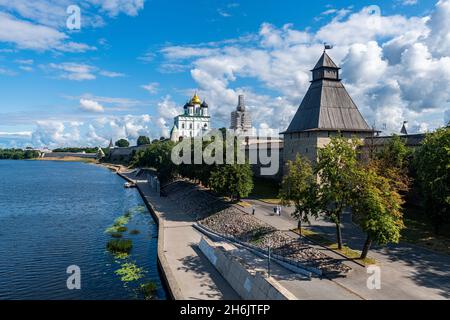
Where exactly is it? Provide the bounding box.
[0,160,166,300]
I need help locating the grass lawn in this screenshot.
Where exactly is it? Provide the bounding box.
[401,205,450,255]
[292,227,377,266]
[249,177,281,204]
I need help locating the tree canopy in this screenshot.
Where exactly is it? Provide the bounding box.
[115,139,130,148]
[136,136,151,146]
[209,164,253,201]
[279,155,320,234]
[0,148,40,160]
[413,127,450,234]
[316,136,361,249]
[352,166,405,258]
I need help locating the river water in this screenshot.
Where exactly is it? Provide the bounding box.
[0,160,166,300]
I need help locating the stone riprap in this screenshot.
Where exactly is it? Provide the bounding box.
[200,208,350,275]
[161,180,229,220]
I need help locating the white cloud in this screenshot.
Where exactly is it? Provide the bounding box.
[46,63,124,81]
[402,0,418,5]
[158,1,450,135]
[0,12,95,52]
[31,120,83,147]
[0,0,145,52]
[0,67,17,76]
[425,0,450,57]
[0,131,32,138]
[141,82,159,94]
[26,114,157,148]
[161,46,221,60]
[48,62,97,81]
[99,70,125,78]
[80,99,105,113]
[89,0,145,17]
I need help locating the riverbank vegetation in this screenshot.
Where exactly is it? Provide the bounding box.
[115,262,144,282]
[52,147,98,153]
[105,205,160,299]
[107,239,133,254]
[0,148,40,159]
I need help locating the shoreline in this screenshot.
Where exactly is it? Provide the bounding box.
[113,167,183,300]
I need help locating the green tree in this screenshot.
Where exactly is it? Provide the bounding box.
[279,155,320,235]
[132,140,176,183]
[353,167,405,259]
[377,135,410,168]
[373,135,411,193]
[316,136,361,250]
[413,127,450,234]
[115,139,130,148]
[137,136,151,146]
[209,164,253,201]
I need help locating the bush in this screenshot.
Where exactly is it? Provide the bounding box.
[140,282,158,300]
[116,226,128,233]
[110,232,123,238]
[107,239,132,253]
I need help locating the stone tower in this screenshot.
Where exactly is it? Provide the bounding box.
[230,95,252,133]
[281,50,373,165]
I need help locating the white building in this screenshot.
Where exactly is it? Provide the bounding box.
[171,93,210,141]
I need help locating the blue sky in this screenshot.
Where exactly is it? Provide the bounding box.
[0,0,448,148]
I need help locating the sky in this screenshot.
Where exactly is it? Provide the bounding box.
[0,0,449,148]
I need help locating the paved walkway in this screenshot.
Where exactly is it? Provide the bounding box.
[244,199,450,300]
[123,173,239,300]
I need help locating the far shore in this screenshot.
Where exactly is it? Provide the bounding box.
[34,156,98,163]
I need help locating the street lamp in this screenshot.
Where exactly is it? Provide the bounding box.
[267,238,272,278]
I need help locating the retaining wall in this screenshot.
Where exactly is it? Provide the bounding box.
[199,237,296,300]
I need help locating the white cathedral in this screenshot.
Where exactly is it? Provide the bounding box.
[170,93,211,141]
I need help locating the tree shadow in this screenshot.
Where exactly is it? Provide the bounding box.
[309,221,450,298]
[176,244,239,300]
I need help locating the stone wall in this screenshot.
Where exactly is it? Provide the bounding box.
[198,237,296,300]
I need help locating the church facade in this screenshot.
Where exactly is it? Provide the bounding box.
[281,50,374,165]
[170,93,210,141]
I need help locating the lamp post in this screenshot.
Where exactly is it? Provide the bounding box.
[267,238,272,278]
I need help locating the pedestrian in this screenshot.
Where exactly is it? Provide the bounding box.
[252,206,256,215]
[278,205,282,216]
[273,207,276,216]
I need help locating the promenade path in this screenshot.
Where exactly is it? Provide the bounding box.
[122,172,239,300]
[244,199,450,300]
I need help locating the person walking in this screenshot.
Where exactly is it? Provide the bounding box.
[252,205,256,215]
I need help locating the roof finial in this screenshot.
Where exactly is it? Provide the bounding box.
[324,43,334,52]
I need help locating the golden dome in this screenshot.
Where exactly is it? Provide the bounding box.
[191,93,202,105]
